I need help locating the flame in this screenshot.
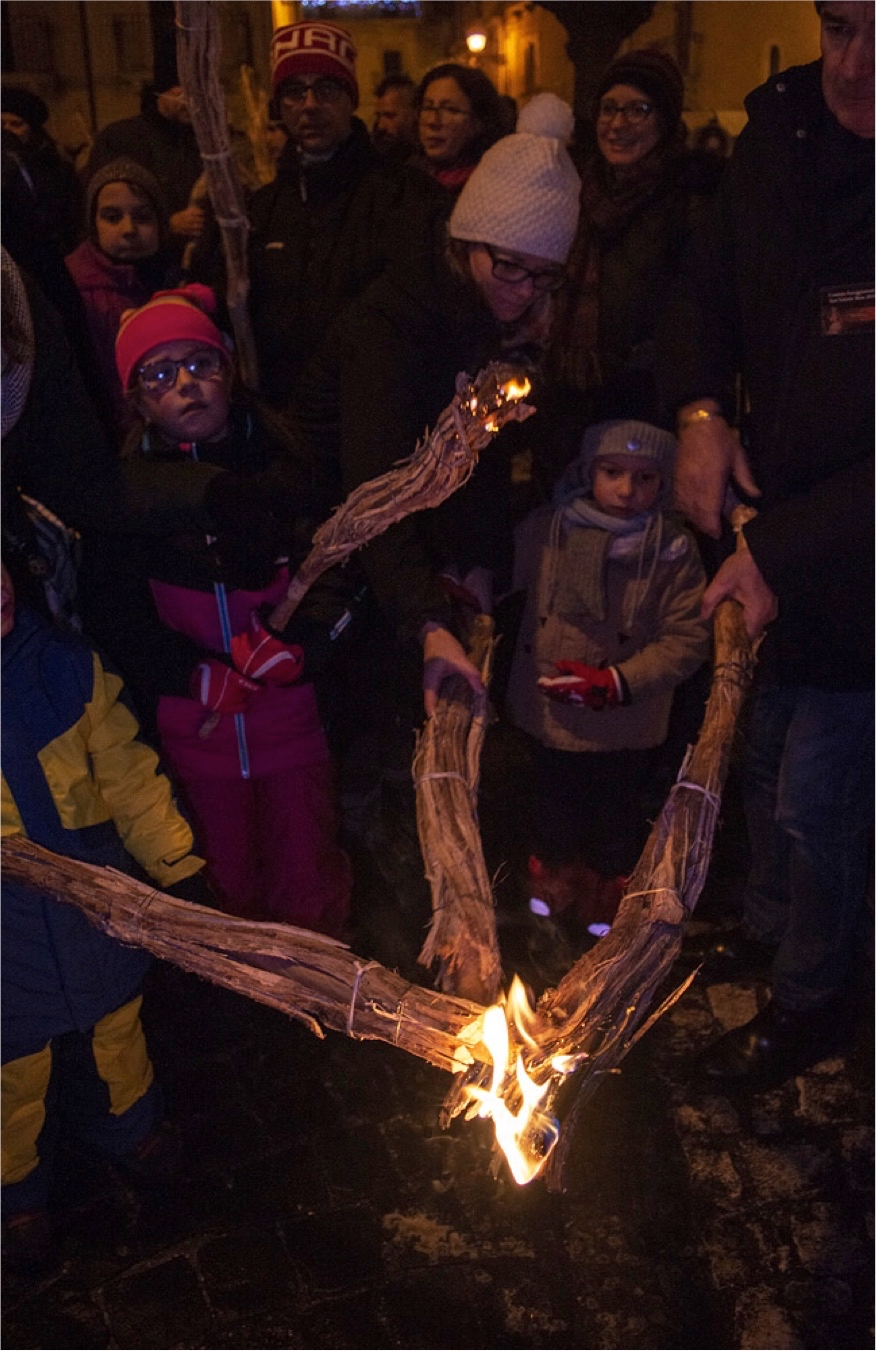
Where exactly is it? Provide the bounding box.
[502,376,532,401]
[460,976,573,1185]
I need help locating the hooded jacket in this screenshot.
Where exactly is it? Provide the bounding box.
[507,499,708,754]
[1,606,204,1059]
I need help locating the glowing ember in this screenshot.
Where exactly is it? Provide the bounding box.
[459,976,576,1185]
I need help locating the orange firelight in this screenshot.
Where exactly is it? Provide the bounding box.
[455,976,583,1185]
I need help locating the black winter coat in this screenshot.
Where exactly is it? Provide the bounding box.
[660,60,874,689]
[292,248,520,639]
[86,99,203,218]
[247,119,448,406]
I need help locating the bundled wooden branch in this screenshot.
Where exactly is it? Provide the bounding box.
[442,600,756,1190]
[175,1,258,389]
[414,614,503,1006]
[1,837,485,1075]
[3,598,754,1189]
[269,365,534,631]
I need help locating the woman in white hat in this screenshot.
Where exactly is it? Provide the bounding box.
[293,93,582,727]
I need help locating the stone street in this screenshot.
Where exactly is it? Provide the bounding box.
[3,741,872,1351]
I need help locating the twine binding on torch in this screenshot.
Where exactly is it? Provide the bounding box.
[670,780,722,812]
[346,960,380,1037]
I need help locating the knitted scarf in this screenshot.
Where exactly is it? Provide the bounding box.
[548,135,686,392]
[430,160,478,196]
[548,496,672,636]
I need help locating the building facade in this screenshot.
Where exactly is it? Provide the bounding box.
[1,1,821,165]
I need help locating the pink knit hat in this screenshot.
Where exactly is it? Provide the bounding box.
[270,22,358,108]
[115,284,229,391]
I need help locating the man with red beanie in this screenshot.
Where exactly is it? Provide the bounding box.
[248,19,447,414]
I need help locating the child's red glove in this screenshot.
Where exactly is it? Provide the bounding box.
[191,658,259,714]
[537,661,626,710]
[229,611,304,687]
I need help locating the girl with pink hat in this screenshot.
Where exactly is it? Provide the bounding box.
[85,284,364,935]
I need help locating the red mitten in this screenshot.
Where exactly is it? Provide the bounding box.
[537,661,625,710]
[230,611,304,687]
[191,658,259,714]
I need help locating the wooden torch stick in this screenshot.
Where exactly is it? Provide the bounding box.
[175,0,259,390]
[268,364,534,632]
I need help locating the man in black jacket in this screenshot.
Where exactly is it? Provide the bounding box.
[247,20,446,407]
[663,1,874,1082]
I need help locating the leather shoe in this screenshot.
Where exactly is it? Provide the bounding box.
[699,999,853,1086]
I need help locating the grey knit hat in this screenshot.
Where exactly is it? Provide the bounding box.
[449,92,581,265]
[85,158,169,242]
[556,419,677,507]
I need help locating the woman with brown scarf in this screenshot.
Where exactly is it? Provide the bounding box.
[532,49,723,496]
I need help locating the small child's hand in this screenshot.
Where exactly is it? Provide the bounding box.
[537,661,626,710]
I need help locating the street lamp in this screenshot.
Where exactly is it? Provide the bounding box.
[466,25,487,55]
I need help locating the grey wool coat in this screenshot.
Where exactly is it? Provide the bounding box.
[507,505,710,753]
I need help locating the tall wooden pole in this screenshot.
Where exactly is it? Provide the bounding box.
[175,1,259,389]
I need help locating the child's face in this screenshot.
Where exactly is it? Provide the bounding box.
[95,181,160,261]
[1,563,15,638]
[591,454,662,519]
[133,340,232,444]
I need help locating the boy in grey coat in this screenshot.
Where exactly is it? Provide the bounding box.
[507,419,709,937]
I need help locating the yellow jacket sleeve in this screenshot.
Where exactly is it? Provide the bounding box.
[80,653,205,889]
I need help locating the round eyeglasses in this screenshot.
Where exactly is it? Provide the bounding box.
[484,245,566,293]
[279,78,348,108]
[597,99,655,125]
[136,348,226,395]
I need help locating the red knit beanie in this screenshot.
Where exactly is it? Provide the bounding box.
[115,284,229,391]
[270,22,358,108]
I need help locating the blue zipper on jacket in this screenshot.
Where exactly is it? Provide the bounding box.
[213,581,251,781]
[188,442,251,781]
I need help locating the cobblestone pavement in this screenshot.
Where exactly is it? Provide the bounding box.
[3,739,873,1351]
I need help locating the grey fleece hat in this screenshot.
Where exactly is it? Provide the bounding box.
[85,158,169,241]
[555,419,678,506]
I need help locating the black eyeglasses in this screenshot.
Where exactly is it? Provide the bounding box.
[419,101,471,121]
[484,245,566,293]
[136,348,225,395]
[279,77,348,107]
[597,99,654,125]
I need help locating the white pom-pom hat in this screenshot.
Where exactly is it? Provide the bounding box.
[449,92,581,265]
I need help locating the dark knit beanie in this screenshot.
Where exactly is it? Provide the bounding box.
[594,48,685,136]
[1,86,49,130]
[85,158,169,242]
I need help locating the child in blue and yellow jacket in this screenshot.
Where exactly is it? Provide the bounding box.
[1,562,207,1267]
